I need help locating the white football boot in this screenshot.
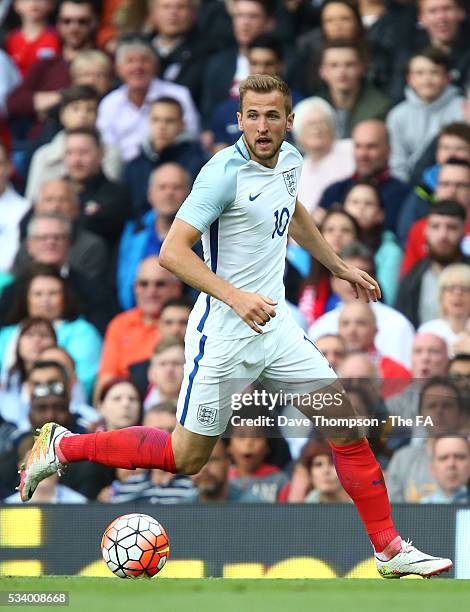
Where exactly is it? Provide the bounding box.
[18,422,69,502]
[376,539,453,579]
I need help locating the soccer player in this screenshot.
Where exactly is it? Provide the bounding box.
[20,75,452,578]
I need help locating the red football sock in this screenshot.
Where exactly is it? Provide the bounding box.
[329,438,400,555]
[57,426,176,473]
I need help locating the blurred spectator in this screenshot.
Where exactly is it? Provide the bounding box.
[5,0,60,77]
[0,49,21,117]
[69,49,114,98]
[420,435,470,503]
[293,97,354,214]
[16,185,109,282]
[318,40,391,139]
[299,206,359,324]
[400,160,470,274]
[317,120,411,234]
[101,0,150,52]
[144,336,185,411]
[396,201,469,327]
[387,47,464,183]
[26,85,122,201]
[449,352,470,398]
[123,98,205,218]
[129,297,191,395]
[118,163,190,309]
[199,0,276,137]
[338,301,412,394]
[418,263,470,355]
[386,377,463,502]
[227,425,289,502]
[63,126,131,249]
[94,377,143,431]
[301,439,351,503]
[97,256,182,397]
[4,436,88,503]
[97,37,200,163]
[7,0,98,137]
[146,0,210,107]
[0,141,31,273]
[398,131,470,246]
[211,33,301,152]
[188,440,261,502]
[308,241,415,368]
[143,400,177,430]
[0,264,102,399]
[315,334,346,372]
[343,181,402,304]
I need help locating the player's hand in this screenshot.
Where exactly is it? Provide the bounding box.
[334,264,381,302]
[228,289,277,334]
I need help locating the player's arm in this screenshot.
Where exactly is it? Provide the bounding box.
[159,219,277,333]
[289,199,381,301]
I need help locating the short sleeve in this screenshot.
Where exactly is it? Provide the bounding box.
[176,155,237,233]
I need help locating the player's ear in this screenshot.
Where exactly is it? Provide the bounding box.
[236,111,243,131]
[286,112,294,132]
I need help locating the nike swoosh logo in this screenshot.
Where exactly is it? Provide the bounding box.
[372,479,385,485]
[249,192,262,201]
[408,558,441,564]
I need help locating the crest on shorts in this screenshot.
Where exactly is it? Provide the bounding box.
[197,405,217,426]
[282,168,297,196]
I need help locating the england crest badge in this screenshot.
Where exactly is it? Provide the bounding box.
[282,168,297,196]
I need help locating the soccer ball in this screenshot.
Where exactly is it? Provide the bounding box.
[101,513,170,578]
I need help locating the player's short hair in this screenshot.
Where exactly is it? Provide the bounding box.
[438,122,470,148]
[239,75,292,116]
[408,46,450,72]
[59,85,99,113]
[65,126,102,148]
[427,200,467,223]
[150,97,183,117]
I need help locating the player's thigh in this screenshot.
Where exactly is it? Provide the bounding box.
[176,332,263,439]
[171,422,219,475]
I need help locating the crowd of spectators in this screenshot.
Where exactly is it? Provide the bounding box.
[2,0,470,506]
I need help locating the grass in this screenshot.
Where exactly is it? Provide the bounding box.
[0,577,469,612]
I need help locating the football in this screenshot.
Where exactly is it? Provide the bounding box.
[101,513,170,578]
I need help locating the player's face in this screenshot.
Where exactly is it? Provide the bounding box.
[237,90,294,168]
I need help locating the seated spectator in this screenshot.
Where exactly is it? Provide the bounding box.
[118,163,191,310]
[63,126,132,249]
[318,40,391,139]
[124,97,206,218]
[396,201,469,328]
[400,160,470,274]
[144,336,185,410]
[5,0,60,77]
[299,206,359,325]
[6,0,98,139]
[94,377,143,432]
[211,33,302,153]
[308,242,415,368]
[0,264,102,400]
[386,377,464,502]
[342,181,402,304]
[4,435,88,503]
[26,85,122,201]
[315,334,347,372]
[398,125,470,243]
[387,47,464,182]
[338,301,412,395]
[129,297,191,395]
[0,49,20,117]
[0,141,31,273]
[227,425,289,503]
[300,439,351,503]
[317,120,411,234]
[294,96,354,214]
[418,263,470,355]
[420,435,470,503]
[96,256,182,398]
[187,440,261,502]
[16,181,110,283]
[449,353,470,405]
[97,37,200,163]
[69,49,114,98]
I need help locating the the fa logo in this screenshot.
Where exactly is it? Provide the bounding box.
[197,405,217,426]
[282,168,297,197]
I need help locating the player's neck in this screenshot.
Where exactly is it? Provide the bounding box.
[243,137,280,169]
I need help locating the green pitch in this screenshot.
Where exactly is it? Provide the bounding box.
[1,577,469,612]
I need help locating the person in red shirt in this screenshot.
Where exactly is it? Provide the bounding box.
[5,0,60,77]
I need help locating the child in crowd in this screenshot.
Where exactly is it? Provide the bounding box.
[5,0,60,76]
